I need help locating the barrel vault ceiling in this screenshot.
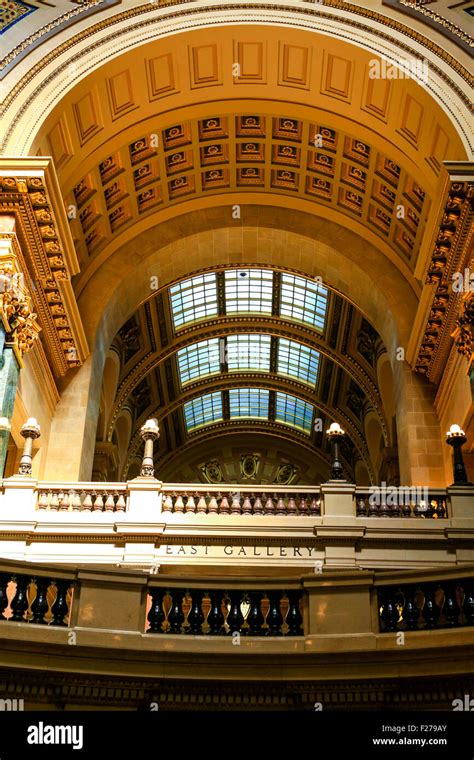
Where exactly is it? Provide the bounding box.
[96,266,391,485]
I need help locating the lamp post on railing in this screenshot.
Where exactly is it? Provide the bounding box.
[139,418,160,478]
[18,418,40,476]
[326,422,346,481]
[446,424,471,486]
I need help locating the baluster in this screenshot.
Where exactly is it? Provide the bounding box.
[174,494,185,514]
[402,587,419,630]
[390,500,401,518]
[184,494,196,514]
[422,585,440,629]
[309,497,321,516]
[0,573,11,620]
[246,592,264,636]
[81,491,92,511]
[368,497,379,518]
[356,497,367,517]
[58,491,68,511]
[252,496,263,515]
[442,583,461,627]
[147,589,166,633]
[275,496,286,516]
[265,591,283,636]
[219,495,230,514]
[50,492,59,510]
[11,576,31,622]
[230,493,241,515]
[30,578,50,624]
[287,497,297,516]
[93,491,103,511]
[197,495,207,514]
[162,494,173,512]
[38,492,48,509]
[186,591,205,634]
[167,590,185,633]
[71,491,82,511]
[208,494,218,515]
[414,499,429,518]
[242,495,252,516]
[379,497,390,518]
[104,492,115,511]
[226,591,244,634]
[207,591,225,635]
[380,590,399,632]
[116,492,126,512]
[298,496,309,515]
[402,501,412,518]
[286,591,303,636]
[264,495,275,516]
[462,583,474,625]
[51,580,71,626]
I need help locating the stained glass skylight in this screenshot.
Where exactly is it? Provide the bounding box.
[224,269,273,314]
[183,392,223,431]
[277,338,320,386]
[280,274,328,332]
[275,392,314,432]
[169,273,218,329]
[177,339,221,385]
[226,334,271,372]
[229,388,270,419]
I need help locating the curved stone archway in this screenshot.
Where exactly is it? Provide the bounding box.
[43,206,445,486]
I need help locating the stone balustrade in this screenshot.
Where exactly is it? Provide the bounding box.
[37,484,127,512]
[161,485,322,516]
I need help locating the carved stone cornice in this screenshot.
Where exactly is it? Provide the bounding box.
[412,163,473,384]
[0,158,89,376]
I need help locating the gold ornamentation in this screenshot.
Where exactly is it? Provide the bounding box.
[0,259,41,357]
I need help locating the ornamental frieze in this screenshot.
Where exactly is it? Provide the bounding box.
[0,159,89,376]
[414,169,473,382]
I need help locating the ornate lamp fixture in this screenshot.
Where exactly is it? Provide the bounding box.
[326,421,346,480]
[446,424,471,485]
[139,418,160,478]
[18,418,41,476]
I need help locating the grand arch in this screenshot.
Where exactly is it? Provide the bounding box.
[1,17,472,487]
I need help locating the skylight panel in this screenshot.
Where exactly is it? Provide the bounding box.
[280,274,328,332]
[226,334,271,372]
[229,388,269,419]
[170,273,218,329]
[177,339,221,385]
[277,338,320,386]
[275,392,314,432]
[224,269,273,314]
[184,392,223,431]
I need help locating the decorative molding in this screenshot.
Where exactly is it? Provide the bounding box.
[0,158,89,377]
[413,163,473,383]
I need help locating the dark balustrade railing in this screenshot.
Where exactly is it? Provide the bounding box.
[356,490,448,518]
[378,579,474,632]
[147,587,304,636]
[0,572,74,626]
[161,490,321,516]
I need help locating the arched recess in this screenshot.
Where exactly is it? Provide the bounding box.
[41,206,447,486]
